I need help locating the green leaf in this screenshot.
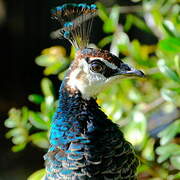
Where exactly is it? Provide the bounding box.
[41,78,54,97]
[124,14,133,32]
[161,88,177,102]
[12,136,27,145]
[4,118,18,128]
[158,120,180,145]
[109,6,120,28]
[174,172,180,179]
[35,55,56,67]
[124,110,147,146]
[103,19,116,33]
[130,40,150,66]
[29,111,50,130]
[96,2,109,22]
[159,37,180,53]
[170,155,180,170]
[174,55,180,75]
[170,87,180,94]
[12,143,27,152]
[128,89,142,103]
[28,94,44,104]
[137,164,151,174]
[130,15,151,33]
[158,59,180,83]
[163,20,177,37]
[69,46,76,60]
[5,108,21,128]
[116,31,130,54]
[98,35,113,48]
[21,106,29,126]
[102,6,120,33]
[44,59,69,76]
[30,132,49,149]
[28,169,46,180]
[142,138,155,161]
[6,128,26,139]
[156,143,180,163]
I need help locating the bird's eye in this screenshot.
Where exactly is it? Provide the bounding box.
[90,62,104,73]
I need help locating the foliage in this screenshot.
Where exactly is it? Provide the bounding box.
[4,0,180,179]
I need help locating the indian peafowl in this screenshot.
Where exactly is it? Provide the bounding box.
[44,3,144,180]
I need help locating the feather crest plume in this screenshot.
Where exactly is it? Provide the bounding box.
[51,3,97,49]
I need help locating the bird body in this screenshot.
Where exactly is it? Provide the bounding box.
[44,4,143,180]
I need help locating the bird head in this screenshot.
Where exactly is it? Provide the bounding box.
[66,48,144,99]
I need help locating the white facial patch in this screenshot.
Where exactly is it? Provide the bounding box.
[67,57,119,100]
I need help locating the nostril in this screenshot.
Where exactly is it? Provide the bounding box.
[121,64,131,71]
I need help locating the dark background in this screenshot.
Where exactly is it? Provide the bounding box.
[0,0,152,179]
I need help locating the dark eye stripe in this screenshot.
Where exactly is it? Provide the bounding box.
[87,59,118,78]
[103,66,118,78]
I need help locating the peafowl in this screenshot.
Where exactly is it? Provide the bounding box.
[44,3,144,180]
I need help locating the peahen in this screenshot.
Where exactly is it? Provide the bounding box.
[44,3,144,180]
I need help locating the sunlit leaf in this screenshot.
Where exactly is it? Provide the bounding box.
[163,20,177,37]
[12,143,27,152]
[159,37,180,53]
[21,107,29,126]
[41,78,54,97]
[124,110,147,147]
[130,40,151,66]
[70,46,75,60]
[28,169,46,180]
[96,2,109,22]
[174,172,180,179]
[30,132,49,149]
[98,35,113,48]
[4,117,18,128]
[170,87,180,94]
[161,88,177,102]
[124,14,133,32]
[156,143,180,163]
[174,55,180,75]
[29,111,50,130]
[158,59,180,83]
[170,155,180,170]
[137,164,151,174]
[6,128,26,139]
[35,55,56,67]
[4,108,21,128]
[12,135,27,145]
[109,6,120,27]
[158,120,180,145]
[142,138,155,161]
[130,15,151,33]
[128,89,142,103]
[44,59,69,76]
[42,46,66,57]
[28,94,44,104]
[103,19,116,33]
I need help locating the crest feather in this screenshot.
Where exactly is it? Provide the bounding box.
[51,3,97,49]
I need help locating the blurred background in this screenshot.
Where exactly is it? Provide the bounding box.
[0,0,179,179]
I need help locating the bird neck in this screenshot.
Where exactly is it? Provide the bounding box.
[57,80,99,115]
[50,80,121,149]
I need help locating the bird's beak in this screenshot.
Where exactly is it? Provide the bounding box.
[114,63,145,77]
